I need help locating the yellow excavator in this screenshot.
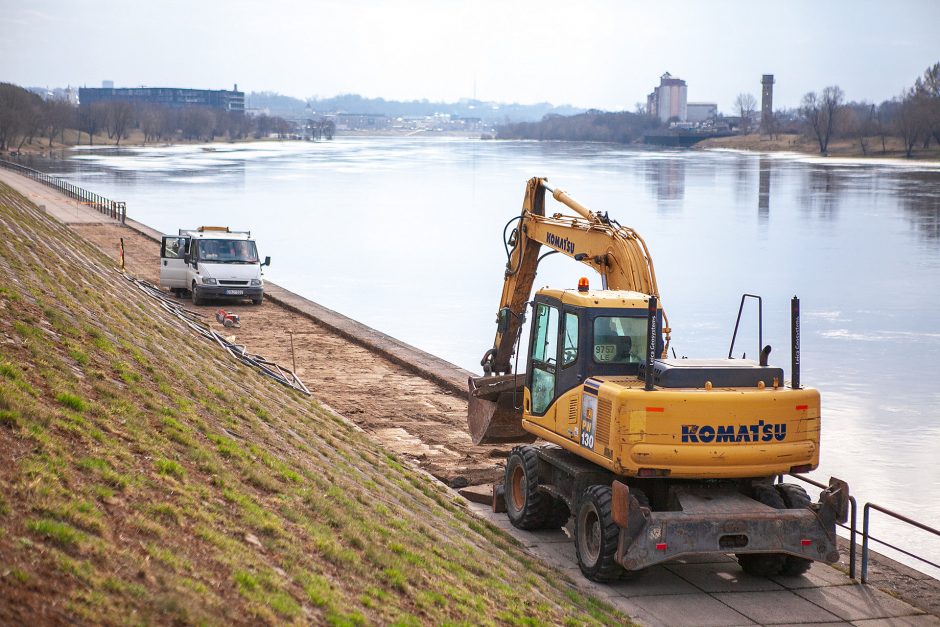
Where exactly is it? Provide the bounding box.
[469,177,849,582]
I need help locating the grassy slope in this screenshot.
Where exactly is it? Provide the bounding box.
[0,183,627,626]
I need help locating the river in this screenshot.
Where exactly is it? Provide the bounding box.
[21,137,940,576]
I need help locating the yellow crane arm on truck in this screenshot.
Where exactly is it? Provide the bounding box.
[481,177,668,377]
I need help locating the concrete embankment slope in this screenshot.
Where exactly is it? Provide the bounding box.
[0,179,631,624]
[2,167,937,626]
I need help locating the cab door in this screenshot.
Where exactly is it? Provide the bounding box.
[557,310,582,442]
[160,236,190,288]
[527,302,559,424]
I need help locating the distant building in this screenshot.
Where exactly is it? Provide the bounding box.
[331,113,389,131]
[647,72,688,123]
[26,85,78,104]
[761,74,775,133]
[686,102,717,123]
[78,84,245,113]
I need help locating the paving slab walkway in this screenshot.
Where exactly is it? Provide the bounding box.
[2,167,936,626]
[0,168,123,225]
[469,502,937,626]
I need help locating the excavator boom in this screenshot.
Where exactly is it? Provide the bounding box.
[470,177,668,444]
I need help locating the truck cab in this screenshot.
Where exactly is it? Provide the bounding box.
[160,226,270,306]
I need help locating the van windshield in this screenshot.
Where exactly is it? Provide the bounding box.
[197,239,258,263]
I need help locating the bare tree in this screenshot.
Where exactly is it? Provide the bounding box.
[734,93,757,134]
[800,85,844,154]
[139,106,162,143]
[0,83,27,151]
[913,62,940,148]
[78,102,109,145]
[105,101,134,146]
[16,95,44,150]
[0,83,44,151]
[179,107,215,141]
[321,118,335,140]
[43,99,75,146]
[895,92,926,157]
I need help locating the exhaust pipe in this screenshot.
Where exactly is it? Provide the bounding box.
[645,295,658,391]
[791,296,800,389]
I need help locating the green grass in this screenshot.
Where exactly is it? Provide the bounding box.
[25,518,83,547]
[0,181,631,625]
[154,458,185,479]
[55,392,87,412]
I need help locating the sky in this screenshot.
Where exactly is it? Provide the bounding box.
[1,0,937,113]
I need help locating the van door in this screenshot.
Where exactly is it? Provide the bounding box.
[160,236,190,288]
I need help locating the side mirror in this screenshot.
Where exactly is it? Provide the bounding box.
[263,256,271,267]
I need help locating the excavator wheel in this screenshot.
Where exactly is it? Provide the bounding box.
[504,446,552,529]
[575,485,626,582]
[776,483,814,576]
[736,483,788,577]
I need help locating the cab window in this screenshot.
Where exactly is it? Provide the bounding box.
[531,304,559,365]
[593,316,647,364]
[562,312,579,366]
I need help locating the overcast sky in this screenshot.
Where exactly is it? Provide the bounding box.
[1,0,937,113]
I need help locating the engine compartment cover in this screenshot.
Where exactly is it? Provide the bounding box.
[638,358,784,388]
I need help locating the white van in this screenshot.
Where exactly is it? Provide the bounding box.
[160,226,270,306]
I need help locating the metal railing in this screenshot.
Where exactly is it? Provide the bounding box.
[0,158,126,223]
[784,473,939,583]
[787,473,859,579]
[862,502,939,583]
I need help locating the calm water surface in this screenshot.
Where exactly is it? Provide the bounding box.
[28,138,940,575]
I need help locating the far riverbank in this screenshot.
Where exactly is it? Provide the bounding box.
[697,133,940,163]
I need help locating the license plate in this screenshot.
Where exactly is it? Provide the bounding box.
[225,289,244,295]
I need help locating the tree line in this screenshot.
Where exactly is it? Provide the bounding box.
[794,62,940,157]
[0,82,296,152]
[496,109,661,143]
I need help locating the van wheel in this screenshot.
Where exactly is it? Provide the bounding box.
[575,485,625,582]
[192,283,205,306]
[251,296,262,305]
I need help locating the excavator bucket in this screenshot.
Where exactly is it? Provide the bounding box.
[467,374,536,445]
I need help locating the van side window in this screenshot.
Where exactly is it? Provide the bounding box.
[162,237,188,259]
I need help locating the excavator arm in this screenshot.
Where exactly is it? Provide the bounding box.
[469,177,670,445]
[481,177,667,376]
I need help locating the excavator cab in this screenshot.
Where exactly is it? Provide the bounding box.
[524,289,661,415]
[468,285,661,444]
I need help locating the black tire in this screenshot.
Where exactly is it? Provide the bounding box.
[575,485,625,582]
[736,483,788,577]
[251,296,263,305]
[191,283,206,306]
[776,484,813,576]
[504,446,551,530]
